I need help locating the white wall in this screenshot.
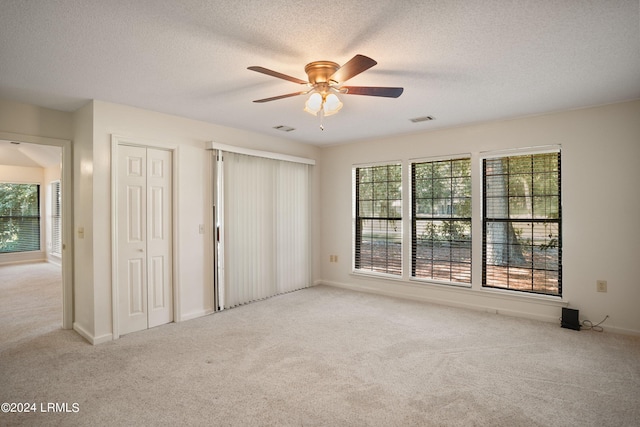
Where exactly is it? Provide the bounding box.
[319,100,640,335]
[72,101,96,340]
[0,99,72,141]
[80,100,321,343]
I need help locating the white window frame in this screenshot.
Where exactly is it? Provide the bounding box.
[480,145,562,297]
[352,161,403,278]
[410,154,472,286]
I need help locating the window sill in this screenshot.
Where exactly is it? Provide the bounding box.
[351,269,404,282]
[479,286,566,306]
[408,280,566,307]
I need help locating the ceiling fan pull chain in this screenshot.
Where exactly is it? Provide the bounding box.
[319,109,325,131]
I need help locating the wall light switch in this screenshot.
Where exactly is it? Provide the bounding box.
[77,227,84,239]
[596,280,607,292]
[199,224,204,234]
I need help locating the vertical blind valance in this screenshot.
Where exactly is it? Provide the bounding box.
[207,141,315,165]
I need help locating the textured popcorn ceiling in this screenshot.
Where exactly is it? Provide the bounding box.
[0,0,638,145]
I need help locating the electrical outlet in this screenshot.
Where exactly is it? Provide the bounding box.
[329,255,339,263]
[596,280,607,293]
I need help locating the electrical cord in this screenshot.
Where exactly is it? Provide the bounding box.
[581,315,609,332]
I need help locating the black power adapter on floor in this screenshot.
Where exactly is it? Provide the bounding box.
[561,307,581,330]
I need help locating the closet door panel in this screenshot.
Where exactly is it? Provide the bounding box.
[146,148,173,328]
[117,145,148,335]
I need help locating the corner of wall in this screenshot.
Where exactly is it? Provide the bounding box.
[71,100,96,340]
[73,322,112,345]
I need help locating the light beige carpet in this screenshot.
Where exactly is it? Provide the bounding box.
[0,261,61,351]
[1,269,639,426]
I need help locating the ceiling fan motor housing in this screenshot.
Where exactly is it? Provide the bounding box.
[304,61,340,85]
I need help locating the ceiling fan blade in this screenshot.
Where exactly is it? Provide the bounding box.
[252,91,308,103]
[329,54,377,83]
[342,86,404,98]
[247,66,308,85]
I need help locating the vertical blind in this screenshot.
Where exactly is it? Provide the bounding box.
[0,183,40,253]
[221,151,311,308]
[51,181,62,255]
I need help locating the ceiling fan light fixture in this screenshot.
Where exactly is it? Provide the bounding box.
[304,92,323,115]
[323,93,343,116]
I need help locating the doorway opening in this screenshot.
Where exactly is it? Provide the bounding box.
[0,134,72,339]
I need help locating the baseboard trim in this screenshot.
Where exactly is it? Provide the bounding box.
[72,323,94,344]
[180,308,214,322]
[320,279,561,325]
[73,323,113,345]
[0,258,47,266]
[602,325,640,337]
[93,332,114,344]
[47,257,62,267]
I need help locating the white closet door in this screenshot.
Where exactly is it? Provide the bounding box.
[117,145,173,335]
[146,148,173,328]
[117,145,149,335]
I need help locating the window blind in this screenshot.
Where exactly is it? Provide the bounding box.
[354,164,402,276]
[51,181,62,255]
[0,183,40,253]
[482,151,562,296]
[412,157,472,284]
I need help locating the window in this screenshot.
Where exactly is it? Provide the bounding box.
[0,183,40,253]
[412,157,472,283]
[51,181,61,255]
[354,164,402,275]
[483,151,562,296]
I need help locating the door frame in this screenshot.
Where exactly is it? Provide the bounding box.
[110,134,179,339]
[0,131,73,329]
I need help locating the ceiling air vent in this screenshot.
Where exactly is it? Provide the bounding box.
[273,125,295,132]
[410,116,435,123]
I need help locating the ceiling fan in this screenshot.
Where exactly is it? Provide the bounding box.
[248,54,403,121]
